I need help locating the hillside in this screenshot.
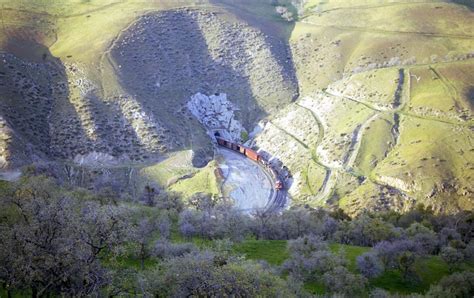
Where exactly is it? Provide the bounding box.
[0,0,472,214]
[252,0,474,214]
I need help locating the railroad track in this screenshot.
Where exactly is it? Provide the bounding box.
[216,140,286,213]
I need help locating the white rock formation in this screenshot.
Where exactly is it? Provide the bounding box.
[187,92,246,142]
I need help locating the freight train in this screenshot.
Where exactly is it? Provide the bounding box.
[215,136,284,190]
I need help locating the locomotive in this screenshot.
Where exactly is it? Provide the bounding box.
[215,136,284,190]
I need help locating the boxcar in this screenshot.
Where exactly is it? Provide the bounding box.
[217,138,226,147]
[245,148,260,162]
[275,180,284,190]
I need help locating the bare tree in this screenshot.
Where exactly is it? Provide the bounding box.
[0,176,128,296]
[130,217,157,270]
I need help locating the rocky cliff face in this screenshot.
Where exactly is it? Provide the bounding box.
[187,92,245,142]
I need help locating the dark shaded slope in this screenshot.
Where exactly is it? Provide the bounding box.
[110,8,298,165]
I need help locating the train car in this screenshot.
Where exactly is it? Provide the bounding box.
[216,136,283,189]
[216,137,226,147]
[275,180,284,190]
[268,167,284,190]
[217,137,233,150]
[244,148,260,162]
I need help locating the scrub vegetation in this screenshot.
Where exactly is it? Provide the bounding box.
[1,175,473,296]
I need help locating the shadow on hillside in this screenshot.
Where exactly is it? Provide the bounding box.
[0,30,91,166]
[450,0,474,10]
[210,0,300,100]
[110,9,272,167]
[466,86,474,110]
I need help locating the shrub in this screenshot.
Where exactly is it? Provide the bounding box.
[426,271,474,298]
[356,252,384,278]
[369,288,391,298]
[283,235,345,281]
[322,266,367,296]
[464,240,474,261]
[142,251,298,297]
[440,246,464,271]
[152,240,197,259]
[397,251,417,280]
[374,240,421,268]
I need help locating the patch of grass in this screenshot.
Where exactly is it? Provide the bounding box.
[354,114,395,175]
[300,161,326,196]
[329,243,370,271]
[112,255,158,271]
[233,240,289,265]
[0,288,31,298]
[371,256,474,294]
[140,150,195,187]
[304,281,326,295]
[408,61,474,124]
[374,115,473,210]
[232,240,370,268]
[169,161,219,199]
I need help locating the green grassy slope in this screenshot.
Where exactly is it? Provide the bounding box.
[252,0,473,214]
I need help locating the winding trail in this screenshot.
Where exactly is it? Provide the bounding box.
[301,21,474,40]
[296,103,325,145]
[324,88,472,127]
[267,121,309,150]
[294,102,338,201]
[323,90,383,112]
[428,66,470,113]
[294,70,410,203]
[343,113,379,170]
[268,115,337,203]
[302,1,445,17]
[292,101,342,202]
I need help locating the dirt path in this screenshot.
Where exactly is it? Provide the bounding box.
[301,1,441,16]
[324,89,471,127]
[428,66,470,113]
[296,102,325,145]
[261,115,338,205]
[301,21,474,40]
[323,90,384,112]
[343,113,379,170]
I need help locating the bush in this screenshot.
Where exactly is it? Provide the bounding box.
[397,251,418,280]
[152,240,197,259]
[374,240,421,268]
[287,234,328,257]
[407,222,438,254]
[356,252,384,278]
[283,235,345,281]
[464,240,474,261]
[439,227,462,247]
[141,251,298,297]
[426,271,474,298]
[440,246,464,271]
[322,266,367,295]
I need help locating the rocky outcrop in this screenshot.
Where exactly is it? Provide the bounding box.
[111,8,298,143]
[187,92,245,142]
